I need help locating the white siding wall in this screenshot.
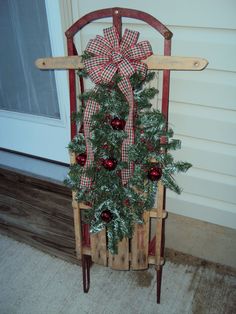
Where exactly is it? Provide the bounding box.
[60,0,236,229]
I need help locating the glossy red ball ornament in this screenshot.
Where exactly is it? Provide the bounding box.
[111,117,126,130]
[102,158,117,171]
[76,153,87,166]
[101,210,113,223]
[148,166,162,181]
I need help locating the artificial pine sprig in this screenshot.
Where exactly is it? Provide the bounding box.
[65,71,191,254]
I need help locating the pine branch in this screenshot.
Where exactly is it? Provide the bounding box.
[66,68,192,252]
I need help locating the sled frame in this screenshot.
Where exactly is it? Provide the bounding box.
[65,7,172,303]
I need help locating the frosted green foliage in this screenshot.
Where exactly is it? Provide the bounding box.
[65,71,191,254]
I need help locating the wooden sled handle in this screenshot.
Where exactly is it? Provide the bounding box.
[35,55,208,71]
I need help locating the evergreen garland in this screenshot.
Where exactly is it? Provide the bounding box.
[65,67,191,254]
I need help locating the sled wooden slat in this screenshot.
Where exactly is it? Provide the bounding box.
[109,237,129,270]
[90,230,108,266]
[35,55,208,71]
[131,211,150,270]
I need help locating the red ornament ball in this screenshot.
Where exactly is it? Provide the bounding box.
[148,166,162,181]
[101,210,113,223]
[102,158,117,171]
[111,117,126,130]
[76,153,87,166]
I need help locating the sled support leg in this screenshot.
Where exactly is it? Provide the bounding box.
[82,254,92,293]
[156,265,163,303]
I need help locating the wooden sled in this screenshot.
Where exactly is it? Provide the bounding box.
[36,7,207,303]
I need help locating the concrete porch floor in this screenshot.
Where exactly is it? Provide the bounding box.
[0,234,235,314]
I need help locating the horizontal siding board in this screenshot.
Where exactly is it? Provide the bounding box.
[169,70,236,111]
[78,0,236,29]
[174,169,236,205]
[172,137,236,177]
[170,28,236,72]
[167,192,236,229]
[169,102,236,145]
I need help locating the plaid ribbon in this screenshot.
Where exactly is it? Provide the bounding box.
[80,26,152,188]
[80,99,100,188]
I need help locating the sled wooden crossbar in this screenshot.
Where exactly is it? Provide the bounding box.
[36,55,208,71]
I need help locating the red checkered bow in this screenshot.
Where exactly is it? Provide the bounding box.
[80,26,152,188]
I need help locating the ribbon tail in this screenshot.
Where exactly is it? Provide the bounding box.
[80,99,100,188]
[119,79,135,185]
